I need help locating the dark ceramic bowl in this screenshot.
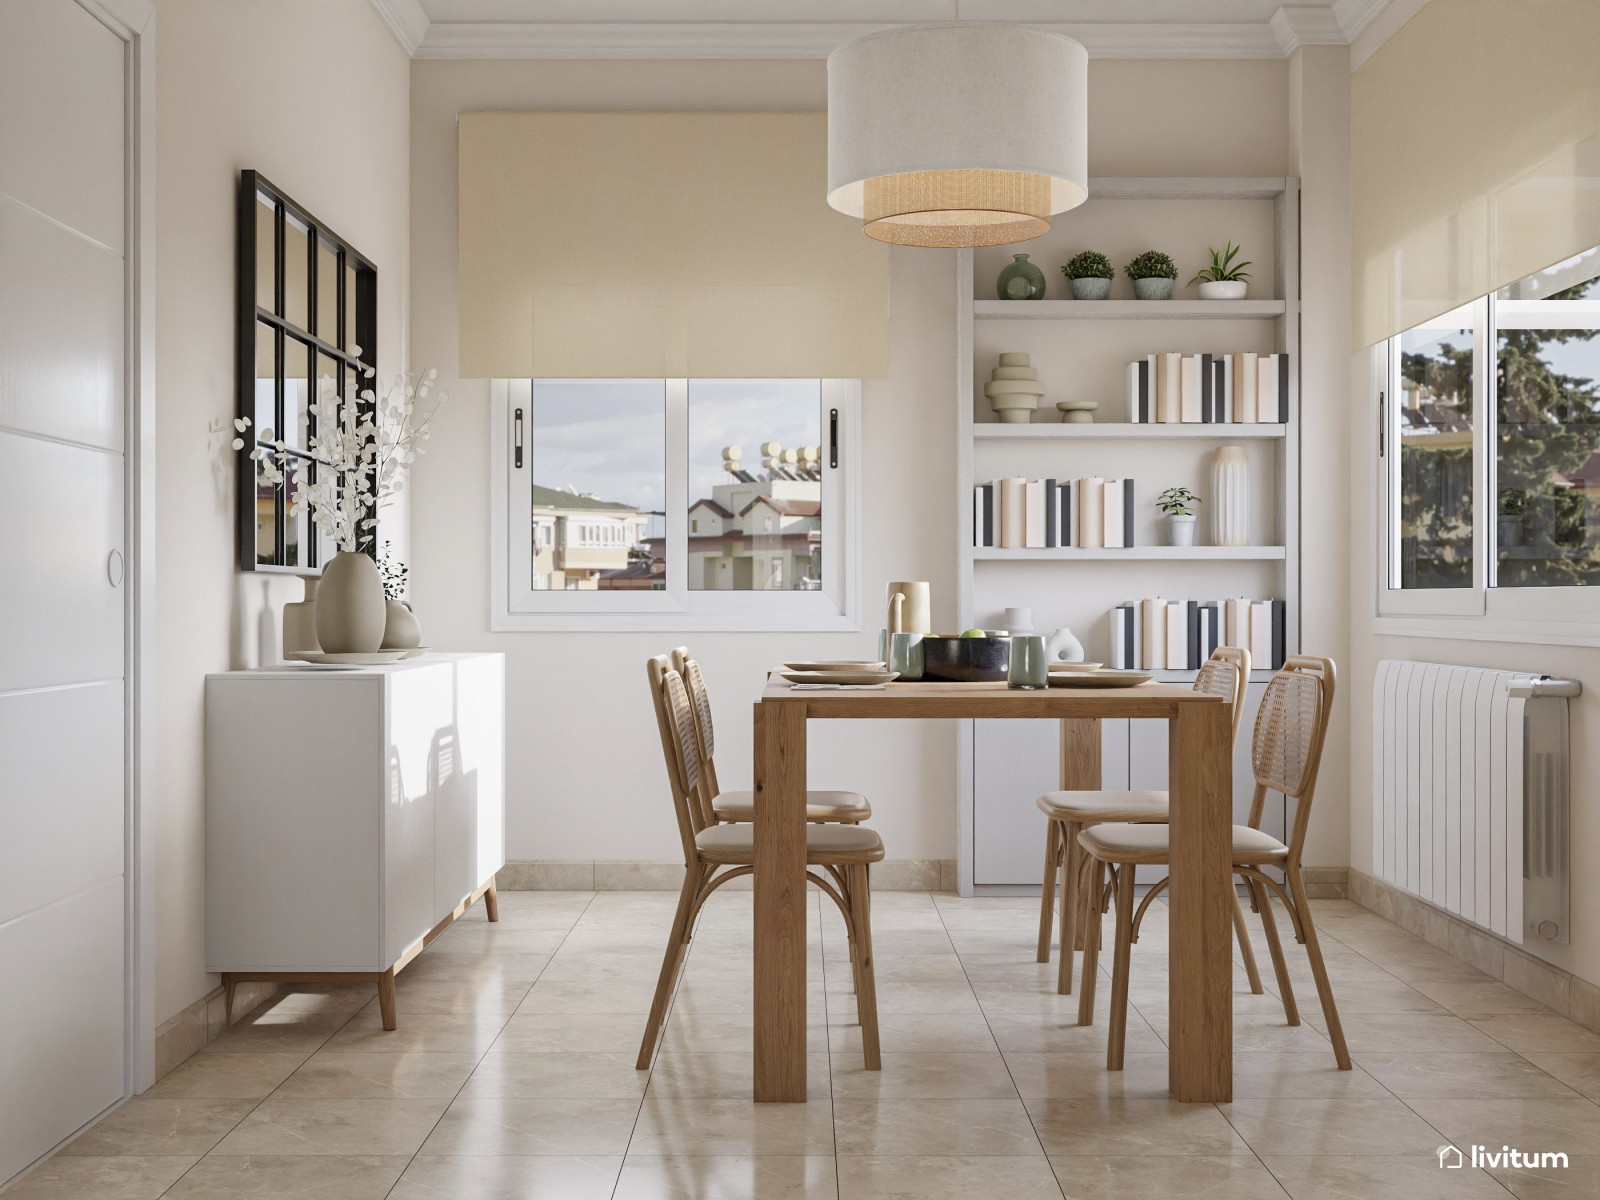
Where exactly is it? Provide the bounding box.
[919,636,1011,683]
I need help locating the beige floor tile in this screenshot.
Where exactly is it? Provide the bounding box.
[614,1155,838,1200]
[1228,1052,1390,1099]
[1326,1012,1507,1055]
[162,1154,407,1198]
[514,979,661,1016]
[143,1053,306,1099]
[831,1097,1042,1156]
[669,980,828,1016]
[1407,1098,1600,1156]
[208,1097,448,1157]
[838,1154,1060,1200]
[1484,1154,1600,1200]
[365,978,534,1016]
[1520,1053,1600,1100]
[664,1012,828,1056]
[1220,1096,1462,1157]
[646,1053,831,1100]
[458,1050,650,1099]
[1050,1152,1288,1199]
[60,1100,255,1156]
[418,1097,641,1155]
[427,926,569,956]
[1356,1051,1577,1099]
[628,1098,836,1156]
[1410,978,1564,1019]
[273,1051,480,1098]
[1004,1051,1173,1100]
[398,950,551,985]
[823,980,980,1015]
[200,1013,349,1056]
[491,1011,648,1054]
[1293,976,1444,1015]
[321,1012,509,1055]
[1470,1014,1600,1055]
[1262,1154,1511,1199]
[387,1154,622,1199]
[827,1011,996,1055]
[1027,1096,1249,1156]
[0,1155,198,1199]
[984,1010,1167,1056]
[829,1051,1018,1099]
[851,954,969,984]
[824,929,955,959]
[257,985,379,1017]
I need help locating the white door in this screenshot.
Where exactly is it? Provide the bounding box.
[0,0,130,1181]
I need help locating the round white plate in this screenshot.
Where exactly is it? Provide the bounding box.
[783,660,887,672]
[780,670,897,686]
[1049,661,1105,673]
[287,649,408,665]
[1047,669,1153,688]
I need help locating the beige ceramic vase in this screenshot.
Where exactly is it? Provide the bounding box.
[381,599,422,650]
[315,551,387,654]
[885,581,932,636]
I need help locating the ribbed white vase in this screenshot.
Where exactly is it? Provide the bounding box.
[1211,446,1250,546]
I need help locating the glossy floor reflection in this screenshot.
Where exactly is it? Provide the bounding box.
[11,890,1600,1198]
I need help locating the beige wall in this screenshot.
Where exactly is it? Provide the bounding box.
[153,0,409,1023]
[407,58,1355,869]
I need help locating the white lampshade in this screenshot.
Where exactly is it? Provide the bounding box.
[827,24,1088,248]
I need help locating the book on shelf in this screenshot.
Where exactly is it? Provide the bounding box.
[1111,596,1287,671]
[1126,351,1291,424]
[972,476,1136,550]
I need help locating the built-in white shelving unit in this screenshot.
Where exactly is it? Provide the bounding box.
[954,176,1302,894]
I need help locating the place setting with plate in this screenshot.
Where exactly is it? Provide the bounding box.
[779,661,898,688]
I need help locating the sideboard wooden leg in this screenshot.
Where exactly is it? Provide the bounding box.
[222,974,237,1025]
[484,880,500,923]
[377,968,398,1030]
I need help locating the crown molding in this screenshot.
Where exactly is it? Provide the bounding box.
[368,0,430,56]
[1270,5,1347,54]
[1331,0,1392,39]
[412,20,1290,61]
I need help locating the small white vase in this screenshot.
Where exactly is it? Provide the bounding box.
[1211,446,1251,547]
[1198,280,1249,300]
[1044,627,1085,663]
[1166,515,1197,547]
[315,551,387,654]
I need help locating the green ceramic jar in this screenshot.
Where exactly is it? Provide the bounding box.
[996,253,1046,301]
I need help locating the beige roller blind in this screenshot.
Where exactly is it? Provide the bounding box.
[458,111,889,379]
[1351,0,1600,349]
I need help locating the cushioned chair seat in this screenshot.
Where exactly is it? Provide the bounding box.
[1036,789,1169,822]
[1078,821,1289,865]
[713,789,872,824]
[695,821,885,865]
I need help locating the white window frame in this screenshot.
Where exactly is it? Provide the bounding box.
[490,377,861,632]
[1372,292,1600,644]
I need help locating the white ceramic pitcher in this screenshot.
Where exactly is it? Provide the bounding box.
[886,581,932,636]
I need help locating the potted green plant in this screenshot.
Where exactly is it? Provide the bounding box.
[1061,251,1114,300]
[1127,250,1178,300]
[1156,486,1201,546]
[1191,241,1253,299]
[1498,487,1527,547]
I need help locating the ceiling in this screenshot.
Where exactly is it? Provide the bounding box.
[374,0,1394,59]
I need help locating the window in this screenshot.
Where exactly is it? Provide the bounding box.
[1377,248,1600,631]
[494,378,858,631]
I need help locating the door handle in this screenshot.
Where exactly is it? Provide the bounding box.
[107,549,125,588]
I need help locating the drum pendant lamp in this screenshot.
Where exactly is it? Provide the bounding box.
[826,24,1089,248]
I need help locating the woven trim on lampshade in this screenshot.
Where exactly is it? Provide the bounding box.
[861,170,1051,248]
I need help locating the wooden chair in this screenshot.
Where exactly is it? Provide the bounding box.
[1035,648,1254,998]
[1076,655,1350,1071]
[669,646,872,825]
[636,654,885,1071]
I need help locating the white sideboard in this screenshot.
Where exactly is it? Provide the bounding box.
[205,653,505,1026]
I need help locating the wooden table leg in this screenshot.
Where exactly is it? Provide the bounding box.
[753,700,808,1102]
[1059,718,1102,954]
[1167,700,1233,1101]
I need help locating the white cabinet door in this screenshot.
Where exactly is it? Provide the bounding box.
[972,718,1131,886]
[0,1,129,1183]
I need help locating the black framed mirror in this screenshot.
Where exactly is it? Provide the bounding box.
[236,170,377,572]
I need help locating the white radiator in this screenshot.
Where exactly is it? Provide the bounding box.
[1373,660,1578,945]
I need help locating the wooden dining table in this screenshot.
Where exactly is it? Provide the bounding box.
[750,676,1235,1103]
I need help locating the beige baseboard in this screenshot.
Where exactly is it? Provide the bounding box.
[1299,866,1349,900]
[1349,867,1600,1034]
[498,858,956,893]
[152,979,280,1083]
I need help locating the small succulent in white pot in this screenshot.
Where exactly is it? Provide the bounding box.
[1191,241,1252,300]
[1126,250,1178,300]
[1156,486,1201,547]
[1061,250,1114,300]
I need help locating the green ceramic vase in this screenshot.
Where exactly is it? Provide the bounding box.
[996,254,1046,301]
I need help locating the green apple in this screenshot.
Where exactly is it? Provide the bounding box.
[959,628,986,638]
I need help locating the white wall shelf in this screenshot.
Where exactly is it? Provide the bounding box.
[974,423,1286,441]
[955,175,1303,896]
[975,299,1286,321]
[973,546,1286,562]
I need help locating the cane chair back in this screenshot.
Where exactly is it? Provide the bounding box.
[1193,646,1252,740]
[646,657,710,865]
[1246,655,1336,863]
[671,647,724,814]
